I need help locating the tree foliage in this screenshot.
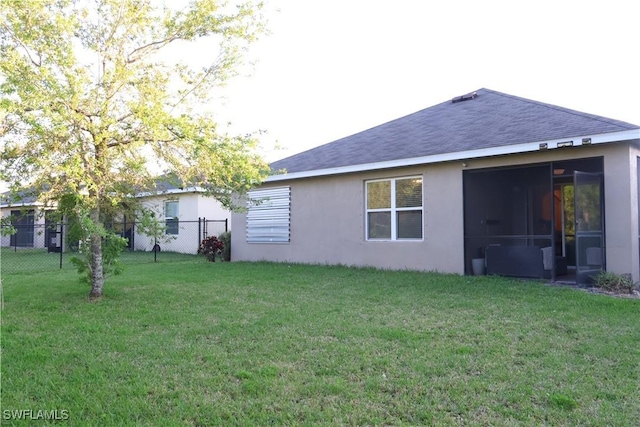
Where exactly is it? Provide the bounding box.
[0,0,270,299]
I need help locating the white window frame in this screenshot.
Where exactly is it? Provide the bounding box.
[365,176,423,241]
[164,200,179,235]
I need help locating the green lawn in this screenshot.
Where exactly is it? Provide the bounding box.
[2,261,639,426]
[0,247,199,275]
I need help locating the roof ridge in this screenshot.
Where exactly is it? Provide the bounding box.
[482,88,639,130]
[270,88,640,174]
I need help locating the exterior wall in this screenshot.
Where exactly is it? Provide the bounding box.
[196,193,230,221]
[602,144,639,282]
[232,163,465,273]
[636,146,640,281]
[597,143,638,281]
[1,207,12,247]
[233,140,640,281]
[133,193,231,254]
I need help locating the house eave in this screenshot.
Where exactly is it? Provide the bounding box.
[266,129,640,182]
[135,187,206,198]
[0,201,46,209]
[1,187,208,208]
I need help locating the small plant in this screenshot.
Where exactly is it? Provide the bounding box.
[218,231,231,262]
[197,236,224,262]
[592,271,637,294]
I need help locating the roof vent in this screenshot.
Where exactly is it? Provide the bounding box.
[451,92,478,103]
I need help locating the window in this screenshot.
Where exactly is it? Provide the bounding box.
[366,177,423,240]
[164,200,179,235]
[246,187,290,243]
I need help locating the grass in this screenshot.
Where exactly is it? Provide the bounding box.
[2,260,640,426]
[0,247,198,275]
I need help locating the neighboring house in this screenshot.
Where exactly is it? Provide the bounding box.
[0,193,60,250]
[231,88,640,285]
[132,183,231,254]
[1,182,231,254]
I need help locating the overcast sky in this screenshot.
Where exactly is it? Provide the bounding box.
[215,0,640,161]
[2,1,638,192]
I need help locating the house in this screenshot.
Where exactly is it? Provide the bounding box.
[1,181,231,254]
[231,88,640,284]
[131,182,231,254]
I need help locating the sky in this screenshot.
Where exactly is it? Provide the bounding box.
[213,0,640,162]
[2,0,638,192]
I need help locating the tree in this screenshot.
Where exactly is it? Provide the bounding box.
[0,0,270,300]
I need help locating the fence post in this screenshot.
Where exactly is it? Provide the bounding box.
[225,218,228,233]
[59,223,63,269]
[154,236,158,262]
[198,217,201,247]
[203,217,207,239]
[131,221,135,251]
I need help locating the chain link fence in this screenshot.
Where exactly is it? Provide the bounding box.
[1,218,227,275]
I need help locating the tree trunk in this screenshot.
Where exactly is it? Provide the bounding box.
[88,207,105,300]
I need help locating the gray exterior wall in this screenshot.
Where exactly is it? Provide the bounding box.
[232,140,640,281]
[233,163,464,273]
[601,143,639,282]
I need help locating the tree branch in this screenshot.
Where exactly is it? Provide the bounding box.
[0,23,42,67]
[126,36,180,63]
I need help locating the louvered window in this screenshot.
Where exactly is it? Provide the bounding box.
[246,187,291,243]
[366,177,423,240]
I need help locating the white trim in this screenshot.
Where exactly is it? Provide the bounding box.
[135,187,206,198]
[0,201,45,209]
[365,176,423,241]
[266,129,640,182]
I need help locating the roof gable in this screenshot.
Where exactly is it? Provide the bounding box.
[270,88,639,175]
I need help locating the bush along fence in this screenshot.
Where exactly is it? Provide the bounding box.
[1,218,228,274]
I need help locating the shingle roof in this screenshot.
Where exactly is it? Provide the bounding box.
[270,88,639,174]
[0,190,38,207]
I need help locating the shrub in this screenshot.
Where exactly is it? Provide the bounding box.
[218,231,231,262]
[592,271,636,294]
[197,236,224,262]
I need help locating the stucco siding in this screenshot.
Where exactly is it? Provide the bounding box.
[602,145,635,278]
[234,140,640,280]
[232,164,466,273]
[197,194,230,221]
